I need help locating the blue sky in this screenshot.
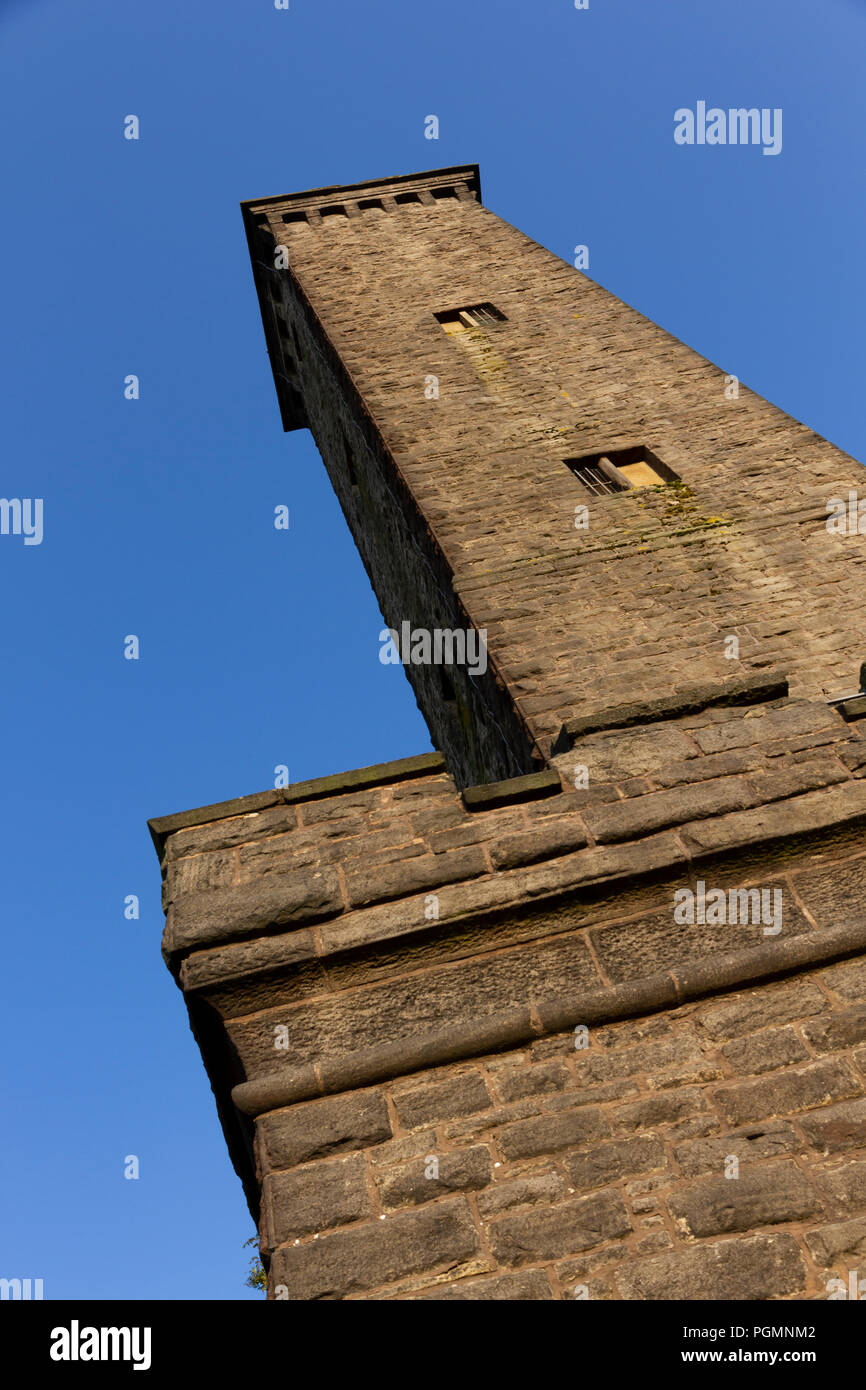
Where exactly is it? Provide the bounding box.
[1,0,864,1299]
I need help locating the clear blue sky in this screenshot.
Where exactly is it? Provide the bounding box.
[1,0,864,1299]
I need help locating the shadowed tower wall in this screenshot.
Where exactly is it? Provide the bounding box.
[150,166,866,1300]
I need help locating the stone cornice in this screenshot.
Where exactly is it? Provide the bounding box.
[230,917,866,1118]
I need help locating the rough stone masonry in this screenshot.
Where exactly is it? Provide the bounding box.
[150,165,866,1299]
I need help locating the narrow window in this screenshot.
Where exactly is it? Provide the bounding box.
[568,462,621,496]
[565,447,678,494]
[435,303,507,334]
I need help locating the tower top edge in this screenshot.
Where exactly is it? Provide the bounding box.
[239,164,482,218]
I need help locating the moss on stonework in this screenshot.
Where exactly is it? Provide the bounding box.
[635,480,732,531]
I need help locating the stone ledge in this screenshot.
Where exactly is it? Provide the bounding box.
[148,751,446,858]
[461,768,562,811]
[552,673,789,753]
[229,919,866,1118]
[679,777,866,857]
[838,695,866,722]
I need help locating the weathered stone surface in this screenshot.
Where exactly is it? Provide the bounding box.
[673,1122,801,1177]
[497,1106,610,1160]
[679,782,866,858]
[816,1159,866,1209]
[440,1097,542,1144]
[668,1161,820,1238]
[555,675,787,748]
[494,1060,570,1102]
[748,755,848,803]
[611,1088,711,1136]
[257,1090,391,1170]
[490,820,588,870]
[794,863,866,938]
[799,1097,866,1154]
[820,958,866,1004]
[392,1070,492,1129]
[565,1136,667,1192]
[270,1196,481,1299]
[564,725,698,785]
[545,1079,641,1109]
[585,777,757,846]
[265,1155,370,1242]
[229,930,600,1072]
[653,748,765,789]
[166,866,342,949]
[696,979,827,1041]
[714,1058,862,1126]
[573,1035,707,1086]
[489,1190,631,1265]
[692,703,840,756]
[476,1171,568,1218]
[615,1234,805,1300]
[165,806,299,860]
[462,770,562,810]
[805,1217,866,1266]
[344,846,487,908]
[590,894,809,987]
[803,1005,866,1054]
[377,1146,492,1208]
[719,1027,810,1076]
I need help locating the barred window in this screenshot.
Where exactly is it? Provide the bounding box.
[435,303,507,334]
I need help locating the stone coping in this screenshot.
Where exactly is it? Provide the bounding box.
[151,756,572,864]
[838,694,866,721]
[230,918,866,1119]
[461,768,562,811]
[553,672,789,752]
[148,674,802,862]
[148,751,446,857]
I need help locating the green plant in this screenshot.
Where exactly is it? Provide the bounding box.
[244,1236,267,1294]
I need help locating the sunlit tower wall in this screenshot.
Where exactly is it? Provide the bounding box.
[150,166,866,1300]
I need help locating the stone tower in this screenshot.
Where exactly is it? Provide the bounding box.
[151,165,866,1300]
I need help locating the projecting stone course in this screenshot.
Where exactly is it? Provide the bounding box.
[152,731,866,1298]
[242,949,866,1299]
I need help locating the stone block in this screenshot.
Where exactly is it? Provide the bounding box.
[377,1146,492,1209]
[265,1155,370,1242]
[489,1190,631,1266]
[392,1070,492,1129]
[270,1196,481,1300]
[257,1089,391,1171]
[668,1161,820,1237]
[615,1233,805,1299]
[497,1106,610,1160]
[714,1059,862,1126]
